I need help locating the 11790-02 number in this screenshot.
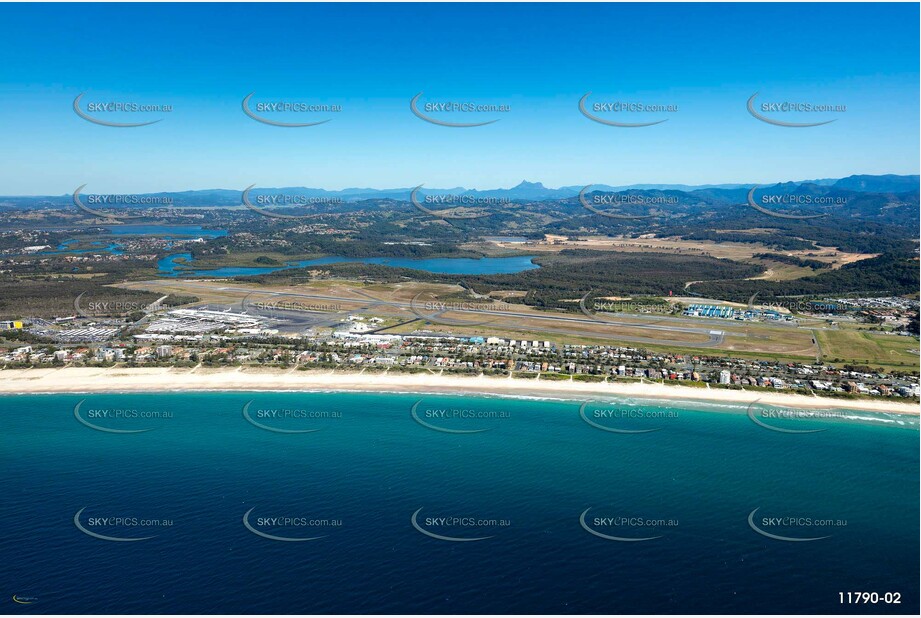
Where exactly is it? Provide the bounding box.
[839,592,901,604]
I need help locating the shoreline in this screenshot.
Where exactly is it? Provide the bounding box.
[1,367,918,415]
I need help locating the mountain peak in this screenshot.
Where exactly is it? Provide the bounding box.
[514,180,545,189]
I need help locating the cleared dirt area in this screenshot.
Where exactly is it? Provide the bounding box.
[483,235,876,269]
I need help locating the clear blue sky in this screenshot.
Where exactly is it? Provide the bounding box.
[0,2,918,194]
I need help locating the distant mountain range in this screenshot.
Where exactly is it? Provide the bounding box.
[1,174,917,208]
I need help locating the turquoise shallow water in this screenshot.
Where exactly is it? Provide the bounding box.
[1,392,917,614]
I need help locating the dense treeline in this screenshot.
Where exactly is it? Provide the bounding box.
[753,253,830,270]
[679,231,816,251]
[2,255,158,278]
[693,253,919,302]
[0,277,176,319]
[654,218,915,256]
[193,235,479,261]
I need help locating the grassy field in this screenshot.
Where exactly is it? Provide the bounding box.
[117,278,916,370]
[815,328,919,372]
[384,323,823,365]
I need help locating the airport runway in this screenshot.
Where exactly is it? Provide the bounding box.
[136,280,728,348]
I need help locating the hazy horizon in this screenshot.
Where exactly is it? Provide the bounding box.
[4,172,920,198]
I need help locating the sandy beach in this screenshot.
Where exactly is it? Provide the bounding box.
[0,366,917,415]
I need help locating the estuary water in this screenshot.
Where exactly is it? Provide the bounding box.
[157,254,539,277]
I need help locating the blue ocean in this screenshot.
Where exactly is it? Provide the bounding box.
[1,392,918,614]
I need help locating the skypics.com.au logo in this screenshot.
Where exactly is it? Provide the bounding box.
[409,290,515,327]
[73,92,172,127]
[579,402,677,434]
[579,92,677,127]
[242,507,341,541]
[578,290,667,323]
[74,507,173,542]
[410,186,501,221]
[579,185,659,219]
[747,92,845,128]
[73,184,173,220]
[747,507,845,542]
[242,400,342,434]
[241,292,348,328]
[580,507,677,542]
[591,299,673,315]
[410,92,509,127]
[73,292,168,323]
[242,92,341,127]
[746,399,847,434]
[73,399,174,434]
[411,508,510,542]
[410,399,510,434]
[746,186,833,220]
[241,185,343,219]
